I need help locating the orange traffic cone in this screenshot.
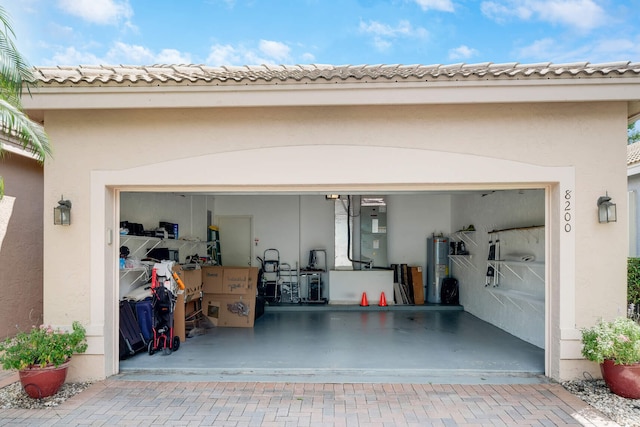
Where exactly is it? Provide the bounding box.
[379,292,388,307]
[360,292,369,307]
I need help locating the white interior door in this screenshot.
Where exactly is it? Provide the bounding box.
[218,216,252,267]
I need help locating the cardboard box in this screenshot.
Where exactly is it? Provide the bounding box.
[172,265,202,301]
[204,293,255,328]
[202,266,224,294]
[222,267,259,294]
[174,292,186,342]
[409,266,425,305]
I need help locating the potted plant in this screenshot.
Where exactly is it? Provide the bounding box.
[0,321,88,399]
[581,317,640,399]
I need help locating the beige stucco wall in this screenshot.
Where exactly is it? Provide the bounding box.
[40,100,628,381]
[0,152,43,340]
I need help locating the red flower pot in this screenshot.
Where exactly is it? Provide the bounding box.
[600,359,640,399]
[18,360,70,399]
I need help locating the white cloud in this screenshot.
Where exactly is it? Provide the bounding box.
[515,35,640,63]
[154,49,193,65]
[105,42,191,65]
[366,37,390,52]
[206,41,295,66]
[258,40,291,62]
[207,44,243,66]
[360,20,427,38]
[50,46,103,66]
[48,42,192,66]
[360,21,398,37]
[359,20,429,52]
[105,43,157,64]
[47,22,75,40]
[448,45,479,60]
[301,52,316,63]
[412,0,455,12]
[57,0,133,25]
[538,0,605,30]
[515,38,559,60]
[205,0,236,8]
[581,36,640,62]
[481,0,607,31]
[481,1,531,22]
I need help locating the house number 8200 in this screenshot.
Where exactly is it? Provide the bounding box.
[564,190,572,232]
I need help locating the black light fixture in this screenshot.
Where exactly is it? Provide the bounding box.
[597,192,616,223]
[54,196,72,225]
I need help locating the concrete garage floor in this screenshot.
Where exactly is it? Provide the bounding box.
[119,306,545,384]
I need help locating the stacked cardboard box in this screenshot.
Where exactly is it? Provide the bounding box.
[202,266,258,328]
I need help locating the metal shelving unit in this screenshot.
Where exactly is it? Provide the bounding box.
[119,235,206,262]
[299,249,328,304]
[448,254,476,269]
[483,225,545,311]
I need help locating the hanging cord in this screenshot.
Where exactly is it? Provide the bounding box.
[344,196,380,269]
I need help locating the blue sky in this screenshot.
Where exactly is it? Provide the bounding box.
[5,0,640,67]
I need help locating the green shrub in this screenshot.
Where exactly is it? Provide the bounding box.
[0,321,87,370]
[581,317,640,364]
[628,258,640,306]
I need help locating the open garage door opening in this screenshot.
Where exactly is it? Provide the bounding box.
[116,188,547,382]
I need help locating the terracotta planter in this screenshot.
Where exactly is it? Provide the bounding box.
[18,360,70,399]
[600,359,640,399]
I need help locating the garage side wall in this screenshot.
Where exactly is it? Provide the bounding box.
[451,190,546,348]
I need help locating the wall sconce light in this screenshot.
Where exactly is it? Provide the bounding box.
[54,196,72,225]
[325,194,340,200]
[597,192,616,223]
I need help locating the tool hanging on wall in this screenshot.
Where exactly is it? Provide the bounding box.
[493,237,501,287]
[485,265,494,287]
[485,233,501,287]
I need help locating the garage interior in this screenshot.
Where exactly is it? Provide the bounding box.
[117,188,547,382]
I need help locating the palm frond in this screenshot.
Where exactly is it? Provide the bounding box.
[0,7,47,199]
[0,99,51,161]
[0,6,32,100]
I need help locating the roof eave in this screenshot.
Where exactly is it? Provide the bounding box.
[22,76,640,112]
[628,162,640,177]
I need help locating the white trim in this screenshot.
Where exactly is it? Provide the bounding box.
[628,163,640,177]
[89,145,575,379]
[0,139,40,160]
[24,78,640,111]
[629,190,637,257]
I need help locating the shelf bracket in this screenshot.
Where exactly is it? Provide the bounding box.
[456,231,478,247]
[450,255,477,271]
[503,293,523,311]
[449,256,464,268]
[119,267,150,287]
[527,266,545,283]
[501,262,524,281]
[487,290,505,306]
[526,299,543,313]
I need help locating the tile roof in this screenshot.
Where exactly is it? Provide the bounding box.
[629,141,640,166]
[32,61,640,86]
